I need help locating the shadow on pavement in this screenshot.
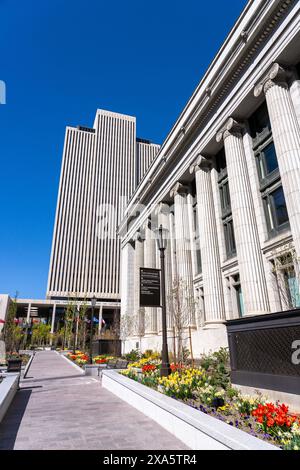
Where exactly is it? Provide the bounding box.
[21,373,85,384]
[0,389,32,450]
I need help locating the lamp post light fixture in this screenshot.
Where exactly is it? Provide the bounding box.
[155,224,171,377]
[89,296,97,364]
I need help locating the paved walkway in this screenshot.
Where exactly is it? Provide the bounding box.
[0,351,188,450]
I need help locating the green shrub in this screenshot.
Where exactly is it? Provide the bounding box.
[199,347,230,389]
[142,350,161,360]
[226,387,240,400]
[123,349,141,362]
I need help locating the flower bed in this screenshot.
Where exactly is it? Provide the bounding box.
[66,351,90,366]
[65,350,117,367]
[120,350,300,451]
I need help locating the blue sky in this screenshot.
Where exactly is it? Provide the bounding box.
[0,0,247,299]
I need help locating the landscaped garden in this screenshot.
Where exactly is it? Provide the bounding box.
[119,348,300,451]
[62,346,300,450]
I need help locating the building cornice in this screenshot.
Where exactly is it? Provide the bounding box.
[119,0,299,244]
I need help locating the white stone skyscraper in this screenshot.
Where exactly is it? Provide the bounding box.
[47,109,159,303]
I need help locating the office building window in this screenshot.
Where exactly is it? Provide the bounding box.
[249,102,289,238]
[272,252,300,310]
[232,274,245,317]
[263,185,289,234]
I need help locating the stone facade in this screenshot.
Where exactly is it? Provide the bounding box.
[119,0,300,356]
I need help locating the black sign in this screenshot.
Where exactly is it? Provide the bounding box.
[140,268,161,308]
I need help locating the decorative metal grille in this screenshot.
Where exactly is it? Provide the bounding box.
[233,326,300,376]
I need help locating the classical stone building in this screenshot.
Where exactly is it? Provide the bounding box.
[119,0,300,356]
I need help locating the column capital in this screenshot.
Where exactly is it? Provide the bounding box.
[190,155,212,174]
[254,63,290,97]
[133,229,145,242]
[155,202,170,216]
[216,118,244,143]
[170,182,190,198]
[142,218,151,231]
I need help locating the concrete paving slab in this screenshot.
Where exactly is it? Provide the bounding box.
[0,351,188,450]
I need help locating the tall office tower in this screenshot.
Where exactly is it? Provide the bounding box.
[136,138,161,185]
[47,109,160,305]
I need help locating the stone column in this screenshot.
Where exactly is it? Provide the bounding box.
[134,231,145,336]
[190,156,225,325]
[50,304,56,334]
[98,305,103,335]
[186,192,198,279]
[290,68,300,127]
[50,304,56,346]
[255,63,300,259]
[170,183,195,327]
[144,221,158,335]
[120,241,135,320]
[157,203,173,330]
[169,209,177,285]
[26,303,31,323]
[217,119,270,316]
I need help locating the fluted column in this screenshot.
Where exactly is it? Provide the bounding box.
[255,63,300,259]
[190,156,225,325]
[26,303,31,323]
[50,304,56,334]
[50,304,56,346]
[169,209,177,285]
[133,231,145,336]
[157,203,173,330]
[217,119,270,316]
[186,192,198,278]
[120,241,135,320]
[144,220,158,335]
[170,183,195,326]
[290,69,300,127]
[98,305,103,335]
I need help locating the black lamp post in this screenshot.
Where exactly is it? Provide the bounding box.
[155,224,171,377]
[89,296,97,364]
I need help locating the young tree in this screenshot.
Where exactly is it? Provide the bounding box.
[77,299,88,351]
[169,278,196,363]
[64,296,77,349]
[119,313,139,354]
[31,323,51,347]
[2,293,19,354]
[110,313,121,356]
[271,247,300,310]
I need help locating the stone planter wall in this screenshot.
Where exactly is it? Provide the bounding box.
[0,373,19,423]
[102,370,279,451]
